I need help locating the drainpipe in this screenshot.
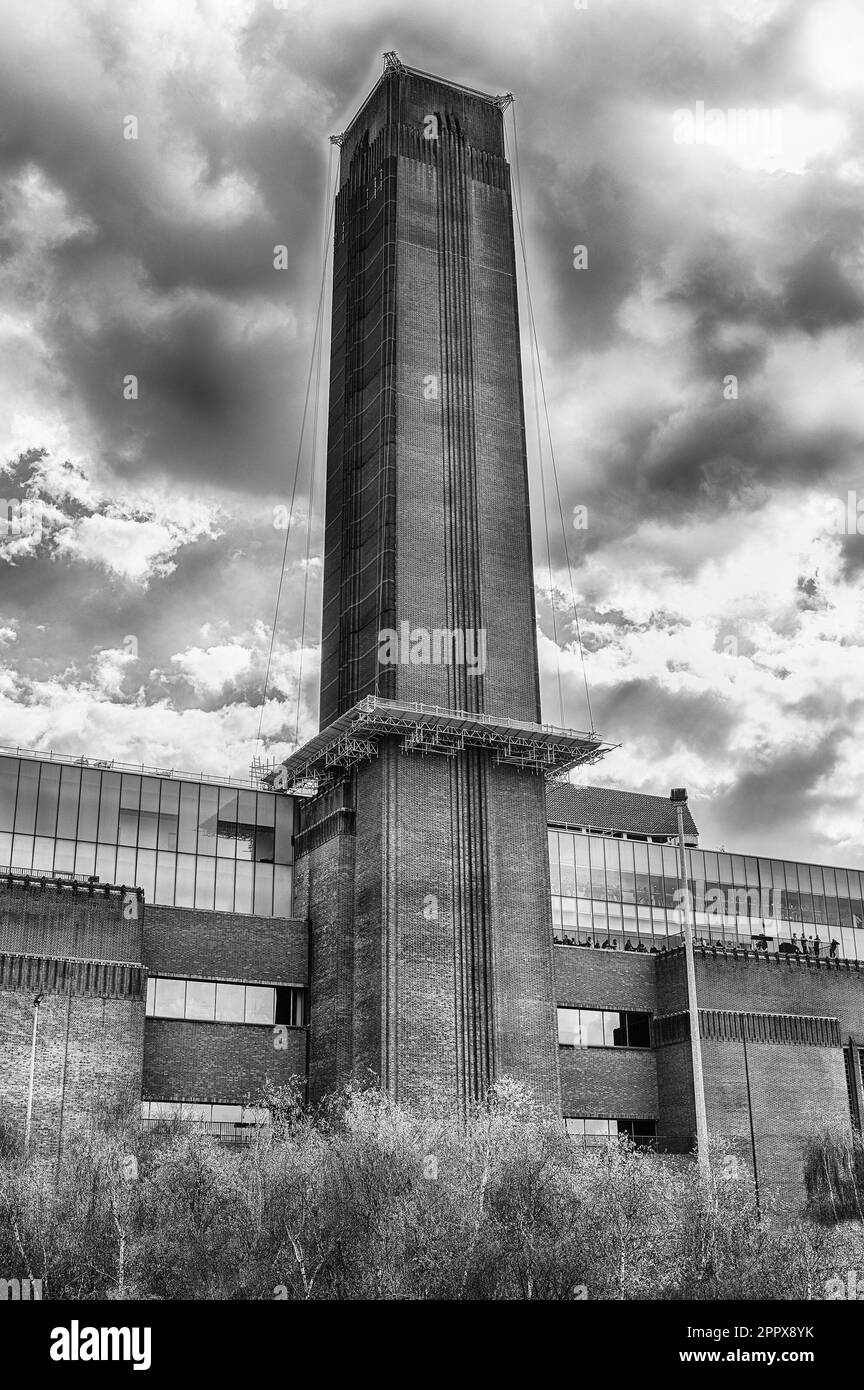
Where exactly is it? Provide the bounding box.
[671,790,711,1188]
[24,992,43,1157]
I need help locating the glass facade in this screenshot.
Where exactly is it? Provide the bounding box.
[0,753,294,916]
[549,829,864,960]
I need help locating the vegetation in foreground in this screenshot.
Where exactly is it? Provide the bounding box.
[1,1080,862,1300]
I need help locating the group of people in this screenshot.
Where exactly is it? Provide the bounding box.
[557,931,843,959]
[751,932,840,958]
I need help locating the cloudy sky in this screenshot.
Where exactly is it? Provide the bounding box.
[1,0,863,866]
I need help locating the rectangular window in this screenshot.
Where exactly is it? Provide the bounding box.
[153,978,185,1018]
[276,985,304,1026]
[565,1117,657,1149]
[146,976,302,1025]
[557,1007,651,1049]
[215,982,245,1023]
[185,979,216,1022]
[244,985,274,1025]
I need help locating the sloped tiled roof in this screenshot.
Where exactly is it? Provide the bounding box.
[545,783,699,839]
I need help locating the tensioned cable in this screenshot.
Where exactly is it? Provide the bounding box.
[505,103,595,735]
[256,142,338,755]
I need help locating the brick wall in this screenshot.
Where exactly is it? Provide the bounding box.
[0,984,144,1159]
[559,1047,658,1121]
[143,903,307,985]
[0,878,142,963]
[555,945,657,1012]
[142,1018,306,1104]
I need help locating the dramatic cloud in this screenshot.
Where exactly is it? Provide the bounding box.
[1,0,863,865]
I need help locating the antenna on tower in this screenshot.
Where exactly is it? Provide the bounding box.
[383,51,404,73]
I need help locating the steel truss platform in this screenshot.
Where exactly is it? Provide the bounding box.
[260,697,614,798]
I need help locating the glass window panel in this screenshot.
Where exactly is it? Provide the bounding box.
[120,773,141,809]
[56,766,81,839]
[731,855,746,885]
[604,1011,627,1046]
[13,764,38,834]
[660,844,679,876]
[253,862,273,916]
[77,770,101,840]
[174,853,196,908]
[565,1118,585,1137]
[195,856,216,909]
[35,764,60,836]
[197,786,219,857]
[137,778,159,849]
[183,1103,211,1121]
[234,859,253,914]
[618,840,636,903]
[548,832,561,894]
[32,836,55,873]
[95,843,116,883]
[717,853,734,884]
[848,872,864,929]
[154,852,176,906]
[744,856,759,886]
[74,842,96,876]
[185,979,216,1021]
[146,977,155,1014]
[244,985,274,1024]
[625,1012,651,1048]
[154,978,186,1018]
[135,849,156,901]
[97,774,121,844]
[0,758,19,833]
[212,1105,243,1124]
[157,780,179,850]
[118,807,139,847]
[274,797,293,864]
[559,833,576,897]
[582,1010,604,1046]
[274,865,292,916]
[215,982,245,1023]
[588,836,607,900]
[584,1118,610,1136]
[115,844,137,887]
[216,788,238,859]
[136,810,158,850]
[551,896,563,931]
[177,783,200,854]
[255,791,276,827]
[557,1008,582,1046]
[574,835,591,896]
[11,834,34,869]
[604,840,621,900]
[215,858,235,910]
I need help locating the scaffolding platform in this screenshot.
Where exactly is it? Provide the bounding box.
[260,696,614,797]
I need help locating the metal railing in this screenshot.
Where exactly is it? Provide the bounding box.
[0,744,267,793]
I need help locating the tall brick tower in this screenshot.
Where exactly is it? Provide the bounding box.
[283,56,607,1112]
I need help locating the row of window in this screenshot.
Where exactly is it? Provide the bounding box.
[140,1102,269,1126]
[552,898,864,960]
[0,838,293,916]
[557,1008,651,1049]
[0,758,292,860]
[549,830,864,927]
[565,1118,657,1148]
[145,978,304,1026]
